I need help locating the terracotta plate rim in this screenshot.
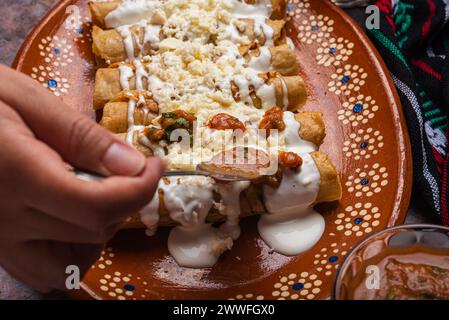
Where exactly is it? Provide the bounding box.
[328,3,412,226]
[12,0,412,300]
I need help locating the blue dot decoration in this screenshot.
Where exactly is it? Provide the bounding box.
[354,218,363,225]
[47,79,58,88]
[292,283,304,291]
[123,284,135,291]
[77,27,84,34]
[53,48,61,54]
[361,178,369,185]
[360,142,369,149]
[287,3,293,11]
[312,24,319,31]
[352,103,363,113]
[341,76,350,84]
[328,256,338,263]
[328,47,337,54]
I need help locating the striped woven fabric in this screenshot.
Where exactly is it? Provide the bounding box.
[367,0,449,224]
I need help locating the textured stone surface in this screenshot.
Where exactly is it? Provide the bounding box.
[0,0,58,66]
[0,1,431,300]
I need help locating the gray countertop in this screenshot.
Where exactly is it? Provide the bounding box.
[0,0,433,300]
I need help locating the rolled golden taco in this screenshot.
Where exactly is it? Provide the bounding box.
[102,101,325,146]
[231,18,287,47]
[89,0,288,29]
[92,21,289,65]
[89,0,121,28]
[239,43,298,76]
[100,100,157,133]
[268,74,308,111]
[93,68,123,109]
[122,151,341,229]
[92,25,133,65]
[92,25,162,64]
[93,68,307,111]
[231,72,307,111]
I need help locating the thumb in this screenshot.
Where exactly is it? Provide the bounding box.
[57,116,147,176]
[0,65,146,176]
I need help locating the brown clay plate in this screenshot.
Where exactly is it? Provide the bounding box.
[13,0,412,300]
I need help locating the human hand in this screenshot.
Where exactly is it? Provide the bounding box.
[0,65,163,292]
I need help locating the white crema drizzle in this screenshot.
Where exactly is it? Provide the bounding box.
[143,177,236,268]
[259,112,324,256]
[117,25,136,61]
[103,0,324,267]
[111,0,287,110]
[105,0,162,28]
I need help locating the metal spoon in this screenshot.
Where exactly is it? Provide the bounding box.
[72,167,260,182]
[72,147,271,182]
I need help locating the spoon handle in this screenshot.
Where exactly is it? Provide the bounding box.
[71,168,252,182]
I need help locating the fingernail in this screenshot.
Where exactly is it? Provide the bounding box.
[102,143,146,176]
